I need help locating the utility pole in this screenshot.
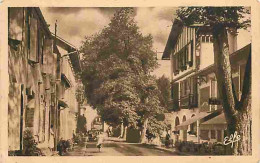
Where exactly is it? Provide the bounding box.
[54,19,59,151]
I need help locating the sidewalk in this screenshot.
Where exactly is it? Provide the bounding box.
[105,137,126,142]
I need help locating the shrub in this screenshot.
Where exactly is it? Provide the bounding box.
[23,129,43,156]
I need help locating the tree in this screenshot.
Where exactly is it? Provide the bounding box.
[76,114,87,134]
[133,74,166,143]
[80,8,165,141]
[176,7,251,155]
[156,75,172,111]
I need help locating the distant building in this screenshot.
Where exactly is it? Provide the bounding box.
[8,7,81,154]
[80,102,109,132]
[162,19,251,143]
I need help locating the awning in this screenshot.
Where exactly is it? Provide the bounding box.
[175,112,210,130]
[200,113,227,130]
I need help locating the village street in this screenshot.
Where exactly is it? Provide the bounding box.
[65,138,180,156]
[6,7,252,157]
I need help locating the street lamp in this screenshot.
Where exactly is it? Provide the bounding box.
[61,50,78,58]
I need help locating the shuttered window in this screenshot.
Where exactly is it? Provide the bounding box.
[28,15,39,62]
[173,40,194,75]
[200,86,210,112]
[211,130,216,139]
[172,82,179,111]
[43,39,53,74]
[38,31,44,64]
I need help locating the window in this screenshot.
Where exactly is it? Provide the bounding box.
[38,30,45,64]
[172,82,179,111]
[173,40,194,75]
[201,35,213,43]
[180,77,195,98]
[211,79,217,98]
[182,116,186,122]
[211,130,216,139]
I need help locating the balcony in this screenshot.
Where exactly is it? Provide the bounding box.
[179,93,198,109]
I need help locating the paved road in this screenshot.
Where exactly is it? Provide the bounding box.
[65,139,179,156]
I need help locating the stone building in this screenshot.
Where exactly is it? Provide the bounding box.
[53,34,81,141]
[162,19,251,144]
[8,7,81,154]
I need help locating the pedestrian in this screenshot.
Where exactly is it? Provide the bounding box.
[49,125,55,152]
[165,131,171,148]
[96,132,104,152]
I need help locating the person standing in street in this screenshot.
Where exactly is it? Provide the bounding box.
[96,132,105,152]
[49,125,55,152]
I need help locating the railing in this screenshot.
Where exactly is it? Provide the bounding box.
[179,93,198,109]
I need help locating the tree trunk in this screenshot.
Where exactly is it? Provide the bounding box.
[212,25,251,155]
[123,126,127,140]
[140,118,148,144]
[120,122,124,138]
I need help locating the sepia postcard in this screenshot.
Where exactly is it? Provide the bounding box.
[0,0,260,163]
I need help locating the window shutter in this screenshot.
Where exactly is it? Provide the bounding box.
[172,82,179,111]
[185,46,188,65]
[43,39,53,74]
[29,17,38,62]
[190,40,194,67]
[172,54,176,74]
[38,32,44,64]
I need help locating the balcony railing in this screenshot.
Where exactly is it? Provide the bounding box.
[179,93,198,109]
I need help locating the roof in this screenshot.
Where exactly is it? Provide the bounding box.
[34,8,52,38]
[175,112,210,130]
[201,113,226,125]
[200,113,227,130]
[52,34,82,74]
[230,43,251,64]
[162,19,183,60]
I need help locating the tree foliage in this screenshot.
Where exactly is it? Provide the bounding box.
[80,8,165,135]
[156,75,172,111]
[76,115,87,133]
[176,7,250,29]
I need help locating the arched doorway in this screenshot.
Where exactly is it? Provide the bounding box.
[182,115,187,141]
[182,115,186,122]
[190,114,197,136]
[175,117,180,127]
[174,117,180,142]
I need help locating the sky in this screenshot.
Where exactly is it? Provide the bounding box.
[41,7,177,53]
[40,7,251,79]
[40,7,176,79]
